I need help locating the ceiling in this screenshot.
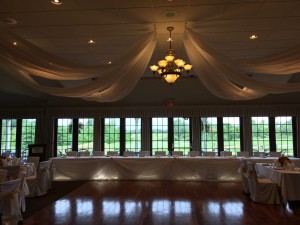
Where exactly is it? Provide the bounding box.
[1,0,300,107]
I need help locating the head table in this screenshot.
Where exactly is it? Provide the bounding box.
[51,156,300,182]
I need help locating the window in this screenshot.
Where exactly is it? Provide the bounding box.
[201,117,218,152]
[104,118,120,155]
[152,118,168,155]
[173,117,190,155]
[21,119,36,158]
[125,118,141,153]
[275,116,293,156]
[252,117,269,153]
[78,118,94,153]
[1,119,17,156]
[223,117,241,155]
[57,119,73,156]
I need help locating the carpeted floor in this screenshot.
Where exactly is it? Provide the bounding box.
[22,181,87,220]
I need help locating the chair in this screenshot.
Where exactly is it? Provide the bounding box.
[253,152,266,157]
[269,152,281,157]
[238,159,249,194]
[79,150,90,157]
[246,162,280,204]
[27,156,40,174]
[39,159,54,190]
[17,171,29,221]
[237,151,249,157]
[0,169,8,182]
[139,151,150,157]
[66,151,77,157]
[107,151,119,156]
[1,158,8,166]
[26,160,52,197]
[0,179,21,221]
[93,151,104,156]
[123,151,135,157]
[202,151,215,157]
[172,151,183,156]
[220,151,232,157]
[189,151,200,157]
[12,157,21,166]
[154,151,166,156]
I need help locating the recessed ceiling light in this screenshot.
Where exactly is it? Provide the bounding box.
[88,39,96,44]
[51,0,63,5]
[162,10,178,18]
[249,34,258,40]
[108,61,112,64]
[13,41,17,46]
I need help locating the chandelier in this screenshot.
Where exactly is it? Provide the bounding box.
[150,26,192,85]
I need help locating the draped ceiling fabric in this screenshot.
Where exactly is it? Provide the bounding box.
[1,24,300,102]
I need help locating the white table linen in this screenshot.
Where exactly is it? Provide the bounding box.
[240,157,300,167]
[255,163,300,203]
[52,156,241,182]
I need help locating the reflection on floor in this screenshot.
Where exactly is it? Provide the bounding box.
[23,181,300,225]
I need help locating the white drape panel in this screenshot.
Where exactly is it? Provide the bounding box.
[183,28,300,100]
[0,25,156,102]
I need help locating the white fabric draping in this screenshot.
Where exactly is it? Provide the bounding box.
[0,25,156,102]
[2,23,300,102]
[52,157,241,182]
[183,28,300,100]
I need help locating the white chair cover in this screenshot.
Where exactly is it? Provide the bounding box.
[17,171,29,221]
[253,152,266,157]
[26,160,52,197]
[246,162,280,204]
[220,151,232,157]
[269,152,282,157]
[238,159,249,194]
[66,151,77,157]
[79,151,90,157]
[154,151,166,156]
[93,151,104,156]
[0,169,8,182]
[12,157,21,166]
[0,179,21,219]
[172,151,184,156]
[189,151,200,157]
[202,152,215,157]
[138,151,149,157]
[237,151,249,157]
[123,151,135,157]
[107,151,119,156]
[27,156,40,174]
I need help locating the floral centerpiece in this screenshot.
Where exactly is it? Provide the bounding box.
[278,155,290,166]
[274,155,294,169]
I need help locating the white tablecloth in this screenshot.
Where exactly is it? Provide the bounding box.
[52,156,241,182]
[255,164,300,203]
[239,157,300,167]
